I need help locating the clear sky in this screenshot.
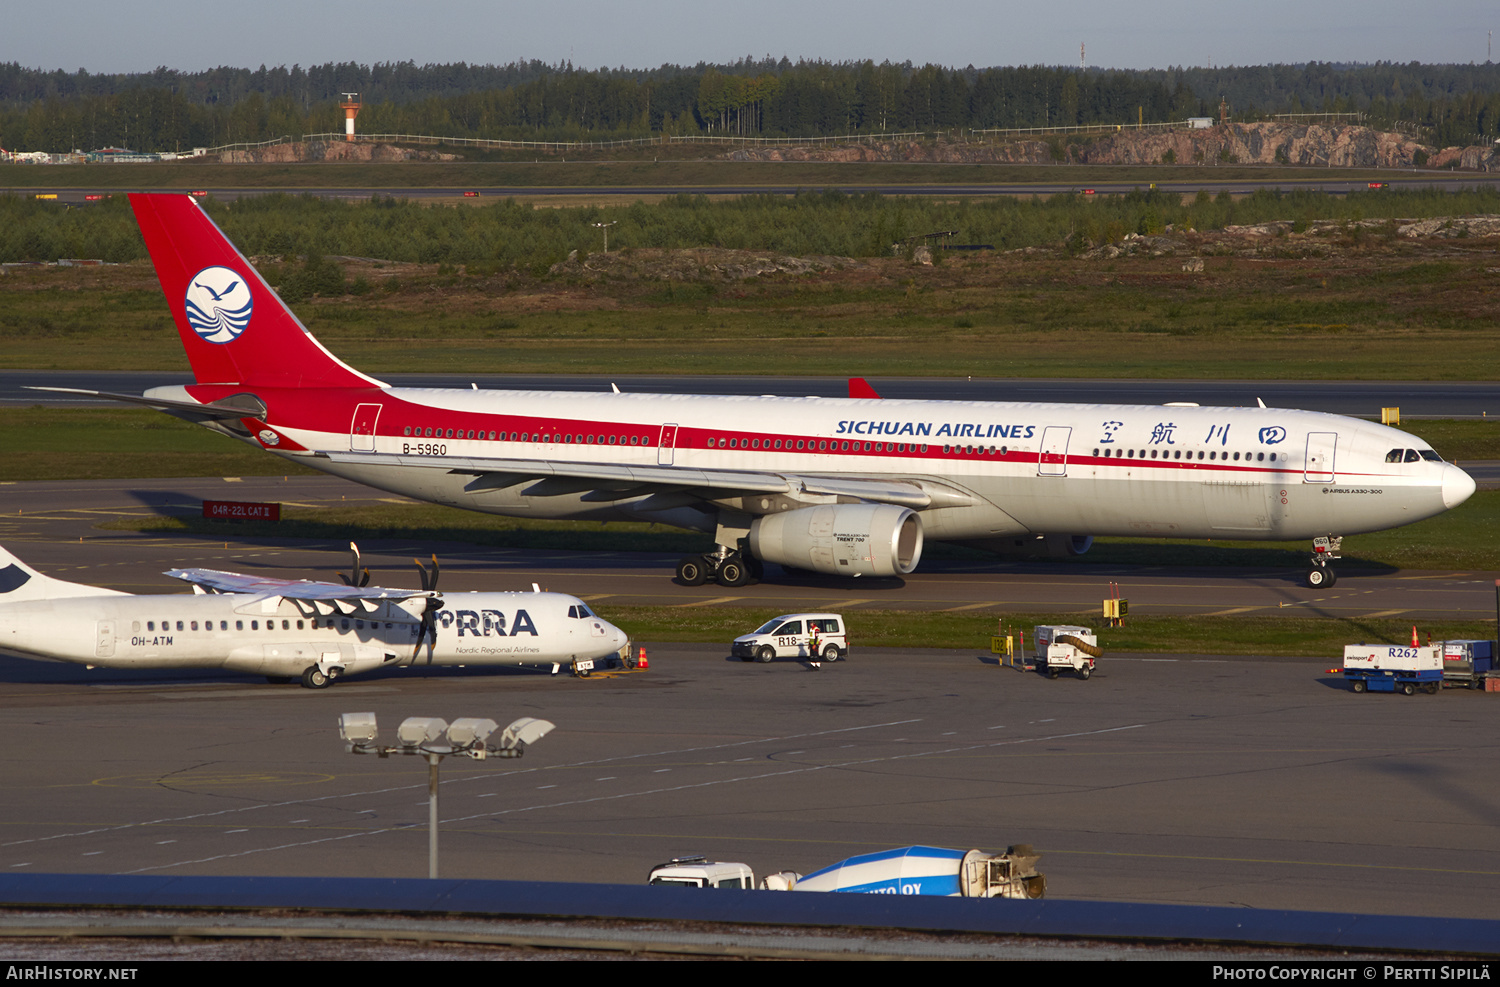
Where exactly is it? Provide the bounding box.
[5,0,1496,75]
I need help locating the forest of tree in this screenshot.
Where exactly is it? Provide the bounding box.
[6,58,1500,152]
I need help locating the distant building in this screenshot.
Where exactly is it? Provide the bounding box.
[1186,117,1214,129]
[86,147,159,163]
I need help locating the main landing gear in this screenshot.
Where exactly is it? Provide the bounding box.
[1306,535,1343,588]
[299,664,340,689]
[676,549,763,588]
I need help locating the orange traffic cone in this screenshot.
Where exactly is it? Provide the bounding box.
[636,647,649,669]
[1411,625,1420,647]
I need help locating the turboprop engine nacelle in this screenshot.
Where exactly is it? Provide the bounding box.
[749,504,923,577]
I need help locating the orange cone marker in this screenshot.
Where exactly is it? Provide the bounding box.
[636,647,649,669]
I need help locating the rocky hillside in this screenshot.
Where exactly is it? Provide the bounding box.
[219,141,459,164]
[726,122,1497,172]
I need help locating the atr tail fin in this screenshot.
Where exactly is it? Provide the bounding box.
[129,194,384,390]
[0,545,125,603]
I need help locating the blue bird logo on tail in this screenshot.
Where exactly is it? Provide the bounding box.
[184,266,253,343]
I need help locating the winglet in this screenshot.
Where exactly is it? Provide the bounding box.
[848,377,881,399]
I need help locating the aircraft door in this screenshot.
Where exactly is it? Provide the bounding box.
[1038,426,1072,476]
[658,423,679,466]
[1305,432,1337,483]
[350,403,383,453]
[95,621,116,658]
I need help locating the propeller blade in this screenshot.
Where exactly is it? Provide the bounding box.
[411,596,443,664]
[413,554,441,592]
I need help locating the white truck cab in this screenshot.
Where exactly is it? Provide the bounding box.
[732,613,847,663]
[647,856,756,889]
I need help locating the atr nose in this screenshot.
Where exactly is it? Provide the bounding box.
[1443,464,1477,509]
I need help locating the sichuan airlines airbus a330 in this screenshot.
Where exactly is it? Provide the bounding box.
[49,194,1475,589]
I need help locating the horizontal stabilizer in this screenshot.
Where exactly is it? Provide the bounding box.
[25,387,262,421]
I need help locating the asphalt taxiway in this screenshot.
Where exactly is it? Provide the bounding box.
[0,474,1494,621]
[0,475,1498,921]
[2,640,1497,921]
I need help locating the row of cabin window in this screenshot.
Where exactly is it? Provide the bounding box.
[1092,448,1283,462]
[139,618,401,632]
[403,427,649,446]
[709,437,953,454]
[710,438,1030,457]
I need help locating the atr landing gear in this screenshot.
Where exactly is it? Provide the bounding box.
[1305,536,1343,589]
[300,665,337,689]
[675,550,760,588]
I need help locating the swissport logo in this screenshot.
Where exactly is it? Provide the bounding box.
[184,266,253,343]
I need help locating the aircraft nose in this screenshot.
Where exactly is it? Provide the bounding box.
[1443,464,1477,509]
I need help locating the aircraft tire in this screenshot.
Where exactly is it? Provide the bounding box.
[755,645,775,663]
[1306,566,1335,588]
[301,665,331,689]
[717,558,750,587]
[676,556,710,586]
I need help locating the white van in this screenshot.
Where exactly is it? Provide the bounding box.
[648,856,756,889]
[732,613,847,662]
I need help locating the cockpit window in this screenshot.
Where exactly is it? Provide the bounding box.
[1420,449,1443,462]
[1386,449,1404,463]
[567,604,594,618]
[1404,449,1421,463]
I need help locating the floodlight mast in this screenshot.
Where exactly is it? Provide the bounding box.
[338,713,554,878]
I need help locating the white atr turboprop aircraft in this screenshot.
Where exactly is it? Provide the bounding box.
[0,544,631,688]
[44,194,1476,589]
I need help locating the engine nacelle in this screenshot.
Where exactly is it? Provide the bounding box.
[1042,534,1094,557]
[749,504,923,577]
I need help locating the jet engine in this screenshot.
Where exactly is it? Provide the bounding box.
[1042,534,1094,557]
[748,504,923,577]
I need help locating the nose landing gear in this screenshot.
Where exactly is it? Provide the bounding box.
[1306,535,1342,588]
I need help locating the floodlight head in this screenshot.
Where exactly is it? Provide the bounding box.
[339,712,378,746]
[397,716,448,747]
[499,717,555,750]
[446,717,499,748]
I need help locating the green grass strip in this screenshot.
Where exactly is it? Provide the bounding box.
[601,607,1491,658]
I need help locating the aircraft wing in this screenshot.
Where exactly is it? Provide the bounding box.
[321,451,959,509]
[165,568,437,613]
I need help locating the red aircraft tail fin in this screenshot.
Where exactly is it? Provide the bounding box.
[848,377,882,399]
[129,193,382,390]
